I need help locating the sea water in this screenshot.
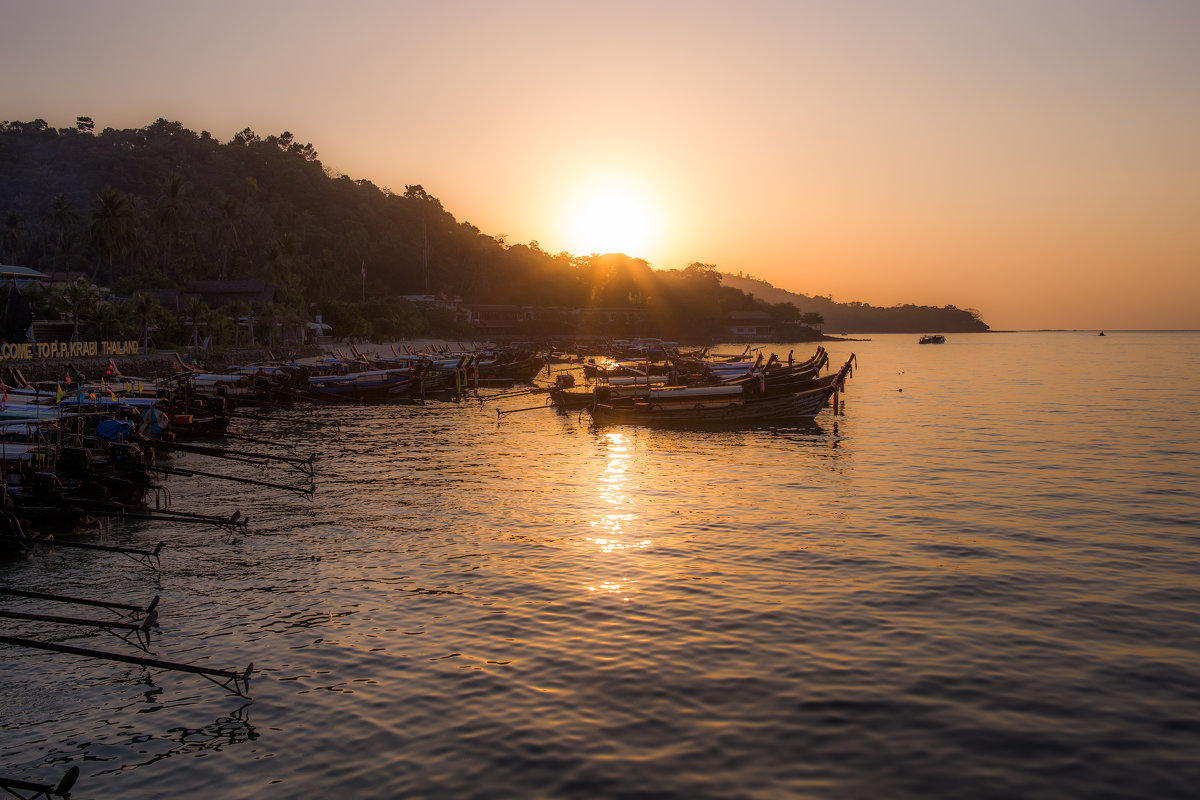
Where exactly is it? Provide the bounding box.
[2,331,1198,799]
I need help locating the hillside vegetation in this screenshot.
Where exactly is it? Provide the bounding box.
[1,117,987,342]
[721,274,988,333]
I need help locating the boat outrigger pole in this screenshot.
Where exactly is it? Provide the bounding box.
[150,463,316,499]
[145,439,316,476]
[496,403,551,419]
[477,386,551,403]
[33,501,250,534]
[0,588,158,620]
[0,766,79,800]
[0,636,254,698]
[0,607,157,653]
[0,535,165,570]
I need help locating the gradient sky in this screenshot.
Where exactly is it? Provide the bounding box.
[3,0,1198,329]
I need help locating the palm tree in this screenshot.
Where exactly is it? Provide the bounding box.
[43,194,80,272]
[257,302,290,348]
[94,301,125,341]
[153,172,187,281]
[267,232,301,285]
[55,279,100,341]
[216,196,240,279]
[226,300,253,347]
[183,295,210,350]
[125,292,163,350]
[1,212,29,263]
[207,310,234,347]
[305,249,343,304]
[55,230,88,274]
[89,187,136,286]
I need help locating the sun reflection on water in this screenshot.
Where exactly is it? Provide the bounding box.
[586,581,633,601]
[585,433,651,597]
[588,535,653,553]
[597,432,629,507]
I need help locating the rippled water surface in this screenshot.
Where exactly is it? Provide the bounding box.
[3,332,1199,799]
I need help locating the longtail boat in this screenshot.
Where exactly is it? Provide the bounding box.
[588,355,855,426]
[301,369,415,402]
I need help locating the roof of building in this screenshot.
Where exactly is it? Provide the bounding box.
[184,280,275,306]
[0,264,51,279]
[186,280,270,293]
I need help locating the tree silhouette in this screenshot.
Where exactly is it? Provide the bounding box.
[2,211,29,263]
[55,279,100,340]
[183,295,210,350]
[215,196,240,280]
[94,300,125,340]
[226,300,253,347]
[0,117,990,338]
[153,172,188,281]
[125,292,163,349]
[88,187,136,286]
[43,194,80,272]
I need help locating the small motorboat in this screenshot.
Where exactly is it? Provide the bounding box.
[918,334,947,344]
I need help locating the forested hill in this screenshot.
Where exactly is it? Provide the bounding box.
[720,273,990,333]
[1,117,987,340]
[0,117,544,305]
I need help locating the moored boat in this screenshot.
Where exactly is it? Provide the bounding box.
[588,355,855,426]
[301,369,414,403]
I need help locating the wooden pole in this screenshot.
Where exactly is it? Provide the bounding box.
[0,636,253,698]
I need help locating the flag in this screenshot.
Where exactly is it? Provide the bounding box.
[56,384,63,403]
[361,260,366,279]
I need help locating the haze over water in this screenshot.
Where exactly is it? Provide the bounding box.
[2,331,1198,798]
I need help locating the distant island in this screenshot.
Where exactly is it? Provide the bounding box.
[0,117,988,346]
[721,273,989,334]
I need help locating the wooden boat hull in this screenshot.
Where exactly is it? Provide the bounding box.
[484,356,545,383]
[300,372,414,403]
[589,383,838,426]
[549,388,595,409]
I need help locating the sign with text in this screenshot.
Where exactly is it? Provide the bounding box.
[0,340,140,361]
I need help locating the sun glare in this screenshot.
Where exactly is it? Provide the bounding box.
[563,180,659,258]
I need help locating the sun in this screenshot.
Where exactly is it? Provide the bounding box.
[562,180,659,258]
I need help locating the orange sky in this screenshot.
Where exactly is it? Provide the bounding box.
[3,0,1198,329]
